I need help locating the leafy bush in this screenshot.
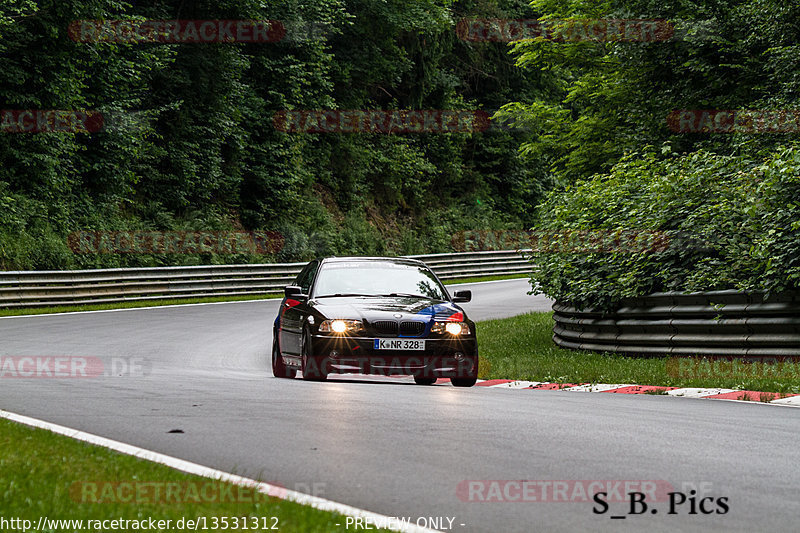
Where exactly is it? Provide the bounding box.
[529,144,800,311]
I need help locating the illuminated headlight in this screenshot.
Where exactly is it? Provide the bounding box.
[318,319,364,334]
[431,321,471,335]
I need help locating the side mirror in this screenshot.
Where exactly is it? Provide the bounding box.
[452,290,472,303]
[284,285,304,298]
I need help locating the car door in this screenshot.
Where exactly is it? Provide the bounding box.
[279,261,318,355]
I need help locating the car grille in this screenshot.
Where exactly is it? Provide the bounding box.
[400,321,425,336]
[373,320,399,336]
[370,320,426,337]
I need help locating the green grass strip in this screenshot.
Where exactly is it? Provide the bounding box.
[0,417,390,532]
[0,293,281,317]
[442,273,528,285]
[477,312,800,394]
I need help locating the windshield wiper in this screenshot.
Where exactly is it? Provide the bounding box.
[380,292,435,299]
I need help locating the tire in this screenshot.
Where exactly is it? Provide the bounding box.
[272,337,296,379]
[301,326,327,381]
[451,377,477,387]
[414,376,437,385]
[452,355,478,387]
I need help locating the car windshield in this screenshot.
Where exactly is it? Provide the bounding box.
[313,262,449,301]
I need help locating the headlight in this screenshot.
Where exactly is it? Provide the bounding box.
[431,321,471,335]
[445,322,464,335]
[318,319,364,334]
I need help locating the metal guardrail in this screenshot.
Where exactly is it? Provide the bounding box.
[553,290,800,357]
[0,250,529,308]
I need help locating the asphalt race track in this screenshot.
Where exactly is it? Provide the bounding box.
[1,279,798,532]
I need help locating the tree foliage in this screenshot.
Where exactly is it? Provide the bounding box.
[506,0,800,306]
[530,146,800,310]
[0,0,543,269]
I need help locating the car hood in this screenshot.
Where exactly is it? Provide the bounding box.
[309,296,465,322]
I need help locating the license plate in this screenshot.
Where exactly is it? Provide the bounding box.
[373,339,426,351]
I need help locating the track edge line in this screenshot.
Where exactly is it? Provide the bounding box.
[0,409,438,533]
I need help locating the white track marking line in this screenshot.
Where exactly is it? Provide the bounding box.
[487,380,542,389]
[0,298,281,320]
[770,396,800,406]
[0,409,437,533]
[666,388,737,398]
[561,384,635,392]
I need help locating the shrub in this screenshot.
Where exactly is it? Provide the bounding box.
[529,144,800,311]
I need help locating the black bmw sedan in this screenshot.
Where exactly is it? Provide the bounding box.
[272,257,478,386]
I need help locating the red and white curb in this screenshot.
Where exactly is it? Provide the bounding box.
[433,379,800,406]
[319,375,799,406]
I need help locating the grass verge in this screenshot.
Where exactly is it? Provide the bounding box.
[0,293,281,318]
[0,417,389,532]
[477,312,800,394]
[443,273,528,285]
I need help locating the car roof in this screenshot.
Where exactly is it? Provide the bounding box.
[319,256,425,267]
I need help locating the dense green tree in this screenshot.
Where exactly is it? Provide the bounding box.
[0,0,544,269]
[503,0,800,304]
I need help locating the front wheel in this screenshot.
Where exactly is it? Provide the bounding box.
[414,376,437,385]
[272,338,296,379]
[301,327,328,381]
[452,355,478,387]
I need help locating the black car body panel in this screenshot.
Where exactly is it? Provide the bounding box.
[273,257,478,382]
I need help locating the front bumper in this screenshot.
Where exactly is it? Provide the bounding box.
[309,334,478,378]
